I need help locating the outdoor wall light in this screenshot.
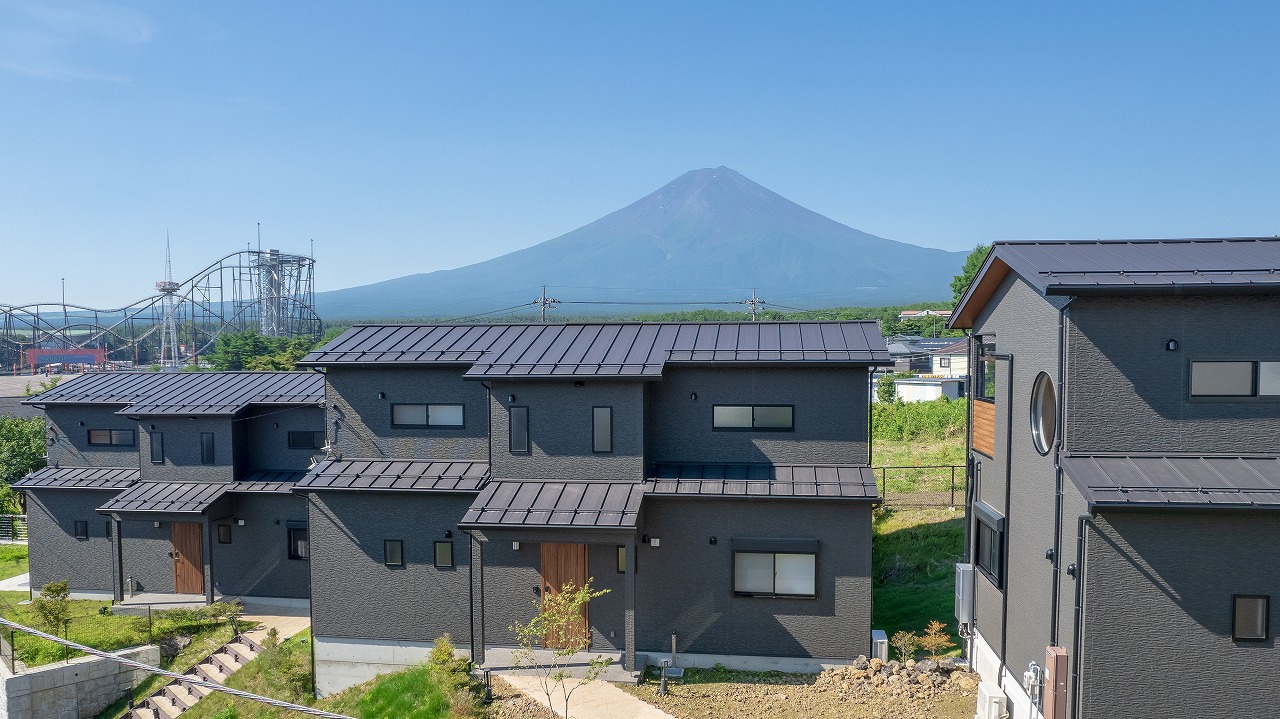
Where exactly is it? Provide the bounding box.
[689,392,698,401]
[444,530,453,538]
[377,392,385,399]
[1166,339,1179,351]
[78,421,85,427]
[512,541,521,551]
[150,424,156,430]
[153,521,162,529]
[574,381,584,388]
[507,394,516,403]
[709,536,717,545]
[273,423,279,428]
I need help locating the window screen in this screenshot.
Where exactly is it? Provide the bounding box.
[200,433,215,465]
[509,406,529,453]
[428,404,464,426]
[384,539,404,567]
[149,432,164,464]
[434,541,454,568]
[1190,361,1254,396]
[593,407,612,453]
[392,404,465,427]
[1233,595,1269,641]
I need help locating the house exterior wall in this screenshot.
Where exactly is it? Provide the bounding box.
[241,406,325,471]
[45,406,138,468]
[25,489,117,593]
[138,418,235,483]
[1066,294,1280,454]
[968,274,1069,691]
[932,353,969,378]
[636,497,872,659]
[119,518,186,594]
[210,493,310,598]
[325,367,488,460]
[646,366,869,465]
[1080,510,1280,719]
[489,380,645,481]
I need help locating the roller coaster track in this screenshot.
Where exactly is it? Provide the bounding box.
[0,249,320,371]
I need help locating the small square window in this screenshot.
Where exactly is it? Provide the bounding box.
[434,541,454,568]
[218,525,232,544]
[73,521,88,540]
[385,539,404,567]
[939,357,951,368]
[288,527,309,560]
[1233,595,1270,642]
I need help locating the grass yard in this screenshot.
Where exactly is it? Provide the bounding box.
[94,622,235,719]
[0,545,27,581]
[872,507,965,646]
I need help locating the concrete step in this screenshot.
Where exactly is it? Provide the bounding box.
[164,683,198,710]
[147,695,182,719]
[195,662,229,684]
[224,642,257,664]
[129,708,157,719]
[209,652,242,674]
[182,678,212,697]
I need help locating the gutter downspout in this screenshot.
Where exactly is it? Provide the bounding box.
[995,352,1013,693]
[962,331,976,665]
[1070,514,1095,719]
[1049,301,1071,647]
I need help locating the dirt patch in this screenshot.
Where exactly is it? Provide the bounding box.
[489,676,556,719]
[618,663,977,719]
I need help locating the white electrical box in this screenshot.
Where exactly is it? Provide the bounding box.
[871,629,888,662]
[956,562,975,626]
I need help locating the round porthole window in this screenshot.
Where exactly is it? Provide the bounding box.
[1030,372,1057,455]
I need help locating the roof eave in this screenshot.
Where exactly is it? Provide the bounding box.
[948,250,1006,330]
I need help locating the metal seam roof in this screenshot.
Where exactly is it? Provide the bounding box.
[23,371,325,414]
[460,479,645,529]
[97,482,231,514]
[13,466,140,490]
[296,458,490,492]
[645,463,879,500]
[1061,454,1280,508]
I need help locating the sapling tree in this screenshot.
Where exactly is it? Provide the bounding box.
[30,580,70,632]
[509,579,612,719]
[890,630,919,661]
[917,620,957,660]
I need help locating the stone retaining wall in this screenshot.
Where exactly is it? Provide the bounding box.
[0,644,159,719]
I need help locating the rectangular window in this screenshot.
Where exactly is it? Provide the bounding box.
[592,406,612,453]
[973,501,1005,587]
[434,541,454,568]
[88,429,135,446]
[1261,363,1280,396]
[712,405,794,431]
[384,539,404,567]
[509,406,529,453]
[939,357,951,368]
[287,527,309,560]
[732,551,816,598]
[1233,595,1270,641]
[200,433,215,465]
[105,521,112,539]
[74,520,88,540]
[1191,361,1255,396]
[391,404,465,427]
[150,432,164,464]
[288,431,326,449]
[976,336,997,401]
[218,525,232,544]
[616,544,636,574]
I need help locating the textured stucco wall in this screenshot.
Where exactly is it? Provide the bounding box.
[635,497,872,659]
[489,380,645,481]
[138,418,234,482]
[1080,510,1280,719]
[1067,294,1280,454]
[44,406,138,468]
[325,367,488,460]
[25,489,117,592]
[240,405,326,471]
[646,366,869,466]
[119,519,185,594]
[210,493,310,598]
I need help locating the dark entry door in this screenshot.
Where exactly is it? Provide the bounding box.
[172,522,204,594]
[540,543,589,649]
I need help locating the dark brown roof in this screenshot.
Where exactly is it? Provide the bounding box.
[98,482,230,514]
[295,459,489,493]
[14,466,139,491]
[460,480,645,529]
[230,471,309,493]
[1062,454,1280,508]
[301,322,890,377]
[646,463,879,500]
[23,371,324,416]
[932,339,970,356]
[952,238,1280,328]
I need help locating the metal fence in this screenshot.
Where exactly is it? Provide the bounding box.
[874,465,966,507]
[0,628,15,673]
[0,515,27,542]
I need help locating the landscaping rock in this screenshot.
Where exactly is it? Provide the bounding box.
[915,659,938,674]
[157,635,191,659]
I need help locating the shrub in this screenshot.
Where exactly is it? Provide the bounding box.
[873,398,967,441]
[917,620,957,660]
[890,630,919,661]
[30,580,70,631]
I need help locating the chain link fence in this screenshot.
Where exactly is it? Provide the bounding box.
[875,465,966,507]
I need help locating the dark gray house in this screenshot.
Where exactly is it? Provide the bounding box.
[15,371,325,605]
[295,321,888,694]
[950,238,1280,719]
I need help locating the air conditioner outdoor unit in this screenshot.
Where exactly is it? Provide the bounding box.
[956,562,975,626]
[975,681,1008,719]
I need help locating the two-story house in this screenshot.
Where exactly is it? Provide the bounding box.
[294,321,889,695]
[15,371,325,605]
[950,238,1280,719]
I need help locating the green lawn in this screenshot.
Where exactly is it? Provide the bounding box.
[0,545,27,581]
[872,506,965,649]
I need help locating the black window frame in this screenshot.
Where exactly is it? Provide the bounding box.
[616,544,636,574]
[1189,360,1280,400]
[149,432,164,464]
[731,550,818,599]
[390,403,466,428]
[287,526,309,560]
[200,432,215,465]
[711,405,795,432]
[218,524,232,544]
[87,429,135,447]
[288,431,326,449]
[973,500,1005,588]
[1233,594,1270,642]
[592,406,613,453]
[975,336,997,402]
[938,356,951,368]
[105,521,112,539]
[434,541,454,569]
[73,520,88,540]
[384,539,405,568]
[509,405,530,454]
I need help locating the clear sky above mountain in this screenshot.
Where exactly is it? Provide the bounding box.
[2,1,1278,307]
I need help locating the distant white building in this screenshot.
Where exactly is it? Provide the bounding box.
[893,376,967,402]
[930,338,970,378]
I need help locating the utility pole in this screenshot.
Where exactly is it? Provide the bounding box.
[536,285,560,322]
[742,288,765,321]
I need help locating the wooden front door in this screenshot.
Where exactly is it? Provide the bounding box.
[171,522,204,594]
[540,543,589,649]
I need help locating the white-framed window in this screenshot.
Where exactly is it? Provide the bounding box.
[731,539,817,598]
[1030,372,1057,455]
[391,403,465,427]
[712,405,794,431]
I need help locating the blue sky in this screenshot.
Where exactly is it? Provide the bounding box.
[2,1,1278,307]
